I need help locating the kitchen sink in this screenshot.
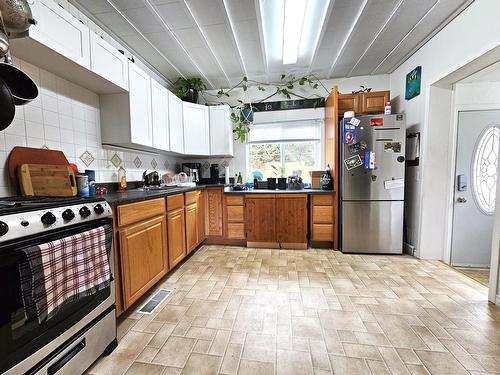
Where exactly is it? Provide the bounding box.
[132,185,180,192]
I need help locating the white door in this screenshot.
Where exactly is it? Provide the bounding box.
[151,80,170,151]
[183,102,210,155]
[210,105,233,156]
[451,110,500,267]
[168,92,184,154]
[128,62,152,147]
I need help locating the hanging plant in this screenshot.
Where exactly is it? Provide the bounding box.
[201,74,330,143]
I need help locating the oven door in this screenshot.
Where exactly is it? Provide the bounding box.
[0,218,115,374]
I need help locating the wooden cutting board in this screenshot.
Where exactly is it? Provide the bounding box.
[18,164,77,197]
[8,147,70,194]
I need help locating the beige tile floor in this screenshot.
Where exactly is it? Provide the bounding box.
[87,246,500,375]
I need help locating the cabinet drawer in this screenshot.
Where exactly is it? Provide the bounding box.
[167,194,184,211]
[312,224,333,241]
[227,223,245,239]
[227,205,244,222]
[118,198,165,227]
[312,194,334,206]
[185,190,200,205]
[226,195,244,205]
[312,206,333,224]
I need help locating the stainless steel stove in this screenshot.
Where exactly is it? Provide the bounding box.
[0,196,112,242]
[0,196,117,374]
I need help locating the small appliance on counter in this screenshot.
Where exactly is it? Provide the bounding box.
[287,175,303,190]
[182,162,201,183]
[210,164,219,184]
[142,170,160,187]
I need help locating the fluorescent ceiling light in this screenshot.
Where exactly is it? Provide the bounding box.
[299,0,331,65]
[283,0,307,65]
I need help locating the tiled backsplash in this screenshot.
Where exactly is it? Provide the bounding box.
[0,56,182,197]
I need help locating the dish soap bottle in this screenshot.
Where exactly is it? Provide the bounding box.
[118,166,127,190]
[321,164,333,190]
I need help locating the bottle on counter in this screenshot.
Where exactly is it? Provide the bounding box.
[384,101,392,115]
[118,166,127,190]
[237,172,243,184]
[321,164,334,190]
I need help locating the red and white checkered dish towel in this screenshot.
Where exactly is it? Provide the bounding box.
[19,224,112,323]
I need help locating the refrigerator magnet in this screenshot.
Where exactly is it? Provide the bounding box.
[384,178,404,190]
[344,155,363,170]
[343,122,357,145]
[370,117,383,126]
[348,143,361,154]
[384,142,401,153]
[349,117,361,127]
[364,151,376,169]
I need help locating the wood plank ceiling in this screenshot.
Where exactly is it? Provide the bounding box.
[71,0,473,88]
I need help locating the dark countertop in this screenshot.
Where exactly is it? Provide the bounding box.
[102,184,230,205]
[223,187,335,195]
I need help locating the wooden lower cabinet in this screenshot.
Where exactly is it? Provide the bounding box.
[224,194,245,241]
[276,195,307,248]
[206,188,223,237]
[310,193,336,248]
[185,203,198,253]
[119,215,167,309]
[245,195,277,247]
[197,189,206,244]
[168,207,186,268]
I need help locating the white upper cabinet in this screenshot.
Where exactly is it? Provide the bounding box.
[151,80,170,151]
[183,103,210,156]
[90,32,129,90]
[168,92,184,154]
[209,105,233,157]
[129,62,153,147]
[29,0,90,69]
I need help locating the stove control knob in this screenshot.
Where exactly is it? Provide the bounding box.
[62,209,75,221]
[21,220,29,227]
[79,206,91,217]
[41,212,57,225]
[94,204,105,215]
[0,221,8,236]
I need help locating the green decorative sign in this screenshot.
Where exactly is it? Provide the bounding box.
[252,98,325,112]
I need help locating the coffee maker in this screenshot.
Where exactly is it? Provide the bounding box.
[210,164,220,184]
[182,163,201,182]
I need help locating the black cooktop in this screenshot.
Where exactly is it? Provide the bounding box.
[0,196,105,215]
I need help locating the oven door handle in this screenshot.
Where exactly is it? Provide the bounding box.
[47,338,86,375]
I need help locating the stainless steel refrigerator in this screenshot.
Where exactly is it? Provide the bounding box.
[340,114,405,254]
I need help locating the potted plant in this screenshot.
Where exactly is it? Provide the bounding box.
[277,166,287,190]
[173,77,207,103]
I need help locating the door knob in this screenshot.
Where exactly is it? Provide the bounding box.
[457,197,467,203]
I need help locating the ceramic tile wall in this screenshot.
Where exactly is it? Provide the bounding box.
[0,56,182,197]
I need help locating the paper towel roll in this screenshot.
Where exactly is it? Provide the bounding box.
[225,166,230,184]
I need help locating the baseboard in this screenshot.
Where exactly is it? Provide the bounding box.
[403,242,416,256]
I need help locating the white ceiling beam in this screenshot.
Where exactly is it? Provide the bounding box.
[182,0,232,87]
[347,0,405,77]
[221,0,248,80]
[143,0,215,89]
[384,0,474,74]
[327,0,370,79]
[308,0,336,74]
[254,0,269,82]
[371,0,442,75]
[106,0,185,81]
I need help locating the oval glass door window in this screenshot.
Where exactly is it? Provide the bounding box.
[472,126,500,214]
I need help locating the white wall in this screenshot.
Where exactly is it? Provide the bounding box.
[0,56,181,196]
[389,0,500,259]
[188,74,390,180]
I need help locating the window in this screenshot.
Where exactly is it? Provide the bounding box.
[472,126,500,214]
[246,118,323,181]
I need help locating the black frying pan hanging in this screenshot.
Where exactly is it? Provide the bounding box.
[0,76,15,130]
[0,61,38,105]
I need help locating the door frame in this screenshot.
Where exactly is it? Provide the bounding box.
[444,101,500,302]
